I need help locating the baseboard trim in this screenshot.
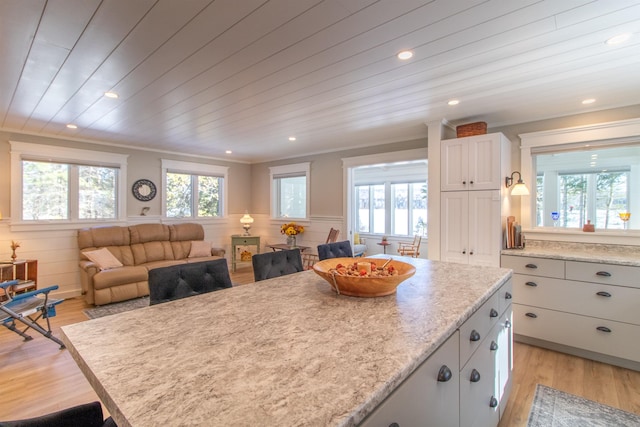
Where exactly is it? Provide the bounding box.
[514,334,640,372]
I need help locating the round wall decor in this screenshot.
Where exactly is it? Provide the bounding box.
[132,179,157,201]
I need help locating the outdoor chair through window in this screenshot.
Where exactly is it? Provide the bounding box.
[1,279,65,349]
[397,235,422,258]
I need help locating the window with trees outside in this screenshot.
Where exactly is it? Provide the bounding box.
[534,144,639,230]
[162,160,227,219]
[10,141,128,224]
[270,163,310,219]
[353,161,427,237]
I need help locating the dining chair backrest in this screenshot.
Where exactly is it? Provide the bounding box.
[252,249,304,282]
[326,228,340,243]
[317,240,353,260]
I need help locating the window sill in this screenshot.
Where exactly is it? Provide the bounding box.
[524,227,640,246]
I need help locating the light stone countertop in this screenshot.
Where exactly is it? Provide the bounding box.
[501,240,640,267]
[61,257,511,427]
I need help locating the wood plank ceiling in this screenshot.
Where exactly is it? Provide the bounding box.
[1,0,639,163]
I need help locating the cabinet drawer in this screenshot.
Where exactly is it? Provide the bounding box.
[501,255,564,278]
[497,278,513,316]
[513,304,640,363]
[460,322,500,427]
[360,331,459,427]
[459,290,500,368]
[513,275,640,326]
[566,261,640,289]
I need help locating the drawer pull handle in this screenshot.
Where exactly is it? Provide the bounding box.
[490,340,498,351]
[505,320,512,328]
[490,308,498,318]
[489,396,498,408]
[525,281,538,287]
[389,423,399,427]
[525,312,537,318]
[597,326,612,333]
[505,291,512,300]
[596,271,611,277]
[470,369,481,383]
[596,291,612,298]
[525,263,537,269]
[437,365,452,382]
[470,330,481,342]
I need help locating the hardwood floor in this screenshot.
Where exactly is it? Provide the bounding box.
[2,266,639,424]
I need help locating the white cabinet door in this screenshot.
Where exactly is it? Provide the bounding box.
[360,331,460,427]
[441,137,469,191]
[441,191,469,264]
[468,135,502,190]
[468,190,501,266]
[441,191,501,266]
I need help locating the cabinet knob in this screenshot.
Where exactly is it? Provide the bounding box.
[490,340,498,351]
[505,320,512,328]
[596,326,612,333]
[470,369,481,383]
[525,263,538,269]
[489,396,498,408]
[469,251,474,255]
[596,291,612,297]
[462,250,466,254]
[525,281,538,287]
[596,271,612,277]
[525,312,537,318]
[437,365,453,382]
[470,329,481,341]
[470,180,474,184]
[462,180,467,185]
[490,308,498,318]
[505,292,512,300]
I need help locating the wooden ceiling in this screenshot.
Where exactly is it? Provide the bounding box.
[1,0,639,163]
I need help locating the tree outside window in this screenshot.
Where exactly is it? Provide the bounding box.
[165,172,221,218]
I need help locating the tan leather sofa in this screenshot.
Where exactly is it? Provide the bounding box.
[78,223,225,306]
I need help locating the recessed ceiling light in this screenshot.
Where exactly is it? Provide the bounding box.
[288,136,297,141]
[66,124,78,129]
[225,150,232,154]
[606,33,631,45]
[104,91,119,99]
[397,50,413,60]
[448,99,460,106]
[582,98,596,105]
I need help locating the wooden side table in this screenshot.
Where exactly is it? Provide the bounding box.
[231,235,260,272]
[0,259,37,300]
[377,241,391,254]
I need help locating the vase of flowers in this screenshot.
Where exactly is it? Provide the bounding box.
[10,240,20,261]
[281,222,304,247]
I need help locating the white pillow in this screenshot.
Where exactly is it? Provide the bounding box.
[83,248,123,271]
[188,241,212,258]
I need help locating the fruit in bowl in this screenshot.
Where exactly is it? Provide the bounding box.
[312,257,416,297]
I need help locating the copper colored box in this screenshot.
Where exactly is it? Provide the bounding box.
[456,121,487,137]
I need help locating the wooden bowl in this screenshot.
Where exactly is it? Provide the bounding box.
[312,257,416,297]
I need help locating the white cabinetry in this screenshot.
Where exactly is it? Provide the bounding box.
[360,280,513,427]
[440,132,511,267]
[502,255,640,368]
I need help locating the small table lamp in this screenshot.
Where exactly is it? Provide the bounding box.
[240,213,254,236]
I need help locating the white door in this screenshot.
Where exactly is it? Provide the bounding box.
[468,190,501,267]
[468,134,501,190]
[441,138,469,191]
[441,191,469,264]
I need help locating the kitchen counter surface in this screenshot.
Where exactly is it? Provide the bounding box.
[61,257,511,427]
[502,241,640,267]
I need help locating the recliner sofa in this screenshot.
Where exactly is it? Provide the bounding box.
[78,223,225,306]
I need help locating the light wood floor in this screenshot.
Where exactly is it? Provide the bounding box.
[2,266,639,424]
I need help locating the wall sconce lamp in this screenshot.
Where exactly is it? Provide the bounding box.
[505,171,530,196]
[240,212,254,236]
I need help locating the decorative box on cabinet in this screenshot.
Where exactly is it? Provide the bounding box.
[502,254,640,369]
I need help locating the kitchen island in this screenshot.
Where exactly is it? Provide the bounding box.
[61,257,512,426]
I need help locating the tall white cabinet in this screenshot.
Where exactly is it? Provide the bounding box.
[440,133,511,267]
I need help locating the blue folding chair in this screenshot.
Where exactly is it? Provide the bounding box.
[1,280,65,349]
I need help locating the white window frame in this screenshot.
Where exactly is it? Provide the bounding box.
[161,159,228,219]
[10,141,128,230]
[269,162,310,220]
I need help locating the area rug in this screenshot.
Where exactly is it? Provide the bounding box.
[527,384,640,427]
[83,296,149,319]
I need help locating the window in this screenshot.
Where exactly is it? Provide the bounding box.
[353,161,427,237]
[162,160,228,219]
[534,145,638,230]
[270,163,310,219]
[11,142,127,223]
